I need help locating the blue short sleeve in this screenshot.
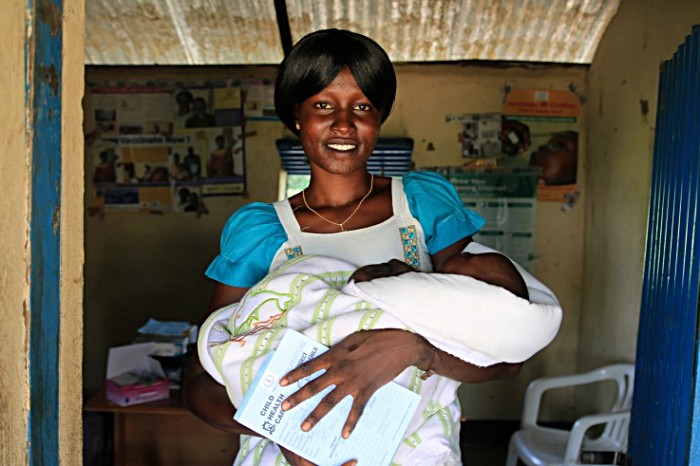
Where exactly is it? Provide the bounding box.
[205,203,288,287]
[403,171,485,254]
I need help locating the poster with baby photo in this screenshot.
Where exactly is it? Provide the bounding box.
[502,89,580,202]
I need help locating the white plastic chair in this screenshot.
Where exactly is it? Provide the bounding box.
[506,363,635,466]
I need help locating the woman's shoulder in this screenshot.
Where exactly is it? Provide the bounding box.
[401,170,460,202]
[401,170,455,193]
[224,201,279,227]
[402,170,450,185]
[401,170,485,254]
[208,202,287,287]
[220,202,286,245]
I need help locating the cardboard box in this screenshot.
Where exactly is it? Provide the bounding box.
[106,342,170,407]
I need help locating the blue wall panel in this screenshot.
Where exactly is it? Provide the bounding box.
[630,25,700,465]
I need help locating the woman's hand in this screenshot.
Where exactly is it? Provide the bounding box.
[279,446,316,466]
[279,329,431,438]
[279,446,357,466]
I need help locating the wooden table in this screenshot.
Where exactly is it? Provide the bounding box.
[85,388,239,466]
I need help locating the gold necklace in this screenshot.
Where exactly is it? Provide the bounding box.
[302,174,374,232]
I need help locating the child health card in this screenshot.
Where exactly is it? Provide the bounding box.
[234,329,420,466]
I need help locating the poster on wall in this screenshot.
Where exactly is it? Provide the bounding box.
[446,89,580,203]
[458,113,502,158]
[501,89,580,202]
[243,78,277,120]
[86,81,247,213]
[433,167,539,271]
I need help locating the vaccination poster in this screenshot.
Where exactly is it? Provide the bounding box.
[85,80,248,213]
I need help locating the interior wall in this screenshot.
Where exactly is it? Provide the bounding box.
[581,0,700,410]
[84,63,587,420]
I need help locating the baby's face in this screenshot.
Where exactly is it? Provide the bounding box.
[350,259,413,283]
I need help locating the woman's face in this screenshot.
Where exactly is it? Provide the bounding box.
[295,67,382,176]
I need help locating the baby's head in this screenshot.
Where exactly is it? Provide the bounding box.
[350,259,413,283]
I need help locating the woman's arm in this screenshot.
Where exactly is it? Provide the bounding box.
[280,236,528,437]
[279,328,521,438]
[181,282,259,435]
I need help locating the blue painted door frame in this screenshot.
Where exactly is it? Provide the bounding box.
[27,0,63,464]
[629,25,700,465]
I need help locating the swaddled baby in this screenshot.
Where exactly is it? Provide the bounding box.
[199,245,562,466]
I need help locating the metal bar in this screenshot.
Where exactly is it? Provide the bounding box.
[274,0,293,56]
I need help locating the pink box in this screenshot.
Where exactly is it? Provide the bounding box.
[106,373,170,407]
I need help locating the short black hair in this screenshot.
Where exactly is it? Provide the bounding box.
[274,29,397,135]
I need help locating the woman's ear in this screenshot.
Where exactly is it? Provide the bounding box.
[293,105,300,132]
[292,104,301,131]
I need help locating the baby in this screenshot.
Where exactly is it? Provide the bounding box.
[350,253,528,301]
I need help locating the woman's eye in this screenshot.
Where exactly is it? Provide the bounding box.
[355,103,371,111]
[314,102,331,109]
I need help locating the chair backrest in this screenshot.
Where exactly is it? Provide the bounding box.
[599,364,635,447]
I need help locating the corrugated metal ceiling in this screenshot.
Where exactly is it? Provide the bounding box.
[85,0,620,66]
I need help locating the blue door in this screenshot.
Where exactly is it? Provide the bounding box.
[629,25,700,465]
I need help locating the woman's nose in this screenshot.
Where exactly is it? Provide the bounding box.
[330,108,356,134]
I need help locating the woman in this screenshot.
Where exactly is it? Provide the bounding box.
[184,29,528,465]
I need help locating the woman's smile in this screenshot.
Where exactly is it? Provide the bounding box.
[326,143,357,152]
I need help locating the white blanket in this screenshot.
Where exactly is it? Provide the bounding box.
[198,244,561,466]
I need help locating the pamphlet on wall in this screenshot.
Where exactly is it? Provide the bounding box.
[234,329,420,466]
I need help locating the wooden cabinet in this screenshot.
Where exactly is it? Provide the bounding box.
[85,389,238,466]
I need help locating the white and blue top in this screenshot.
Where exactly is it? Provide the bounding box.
[206,171,485,287]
